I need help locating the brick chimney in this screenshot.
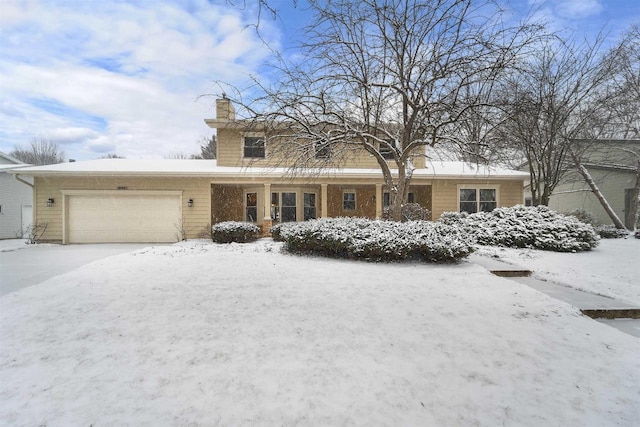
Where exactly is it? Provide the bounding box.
[216,95,235,120]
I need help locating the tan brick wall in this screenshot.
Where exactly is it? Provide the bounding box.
[327,185,377,218]
[211,184,244,223]
[34,176,211,242]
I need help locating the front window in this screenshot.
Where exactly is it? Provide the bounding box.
[246,192,258,222]
[343,191,356,210]
[271,192,297,223]
[380,139,396,160]
[383,192,414,207]
[315,142,330,159]
[459,188,496,213]
[281,192,297,222]
[304,193,317,220]
[244,136,265,158]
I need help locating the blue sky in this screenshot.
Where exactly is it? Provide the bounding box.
[0,0,637,160]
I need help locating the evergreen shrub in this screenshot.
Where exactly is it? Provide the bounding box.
[438,205,599,252]
[211,221,260,243]
[595,225,629,239]
[272,217,474,263]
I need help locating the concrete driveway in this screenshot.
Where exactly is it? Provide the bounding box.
[0,241,164,296]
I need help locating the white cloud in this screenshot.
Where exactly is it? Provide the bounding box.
[556,0,603,19]
[0,0,281,159]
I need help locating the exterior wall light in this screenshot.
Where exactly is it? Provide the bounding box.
[188,198,194,207]
[47,198,55,207]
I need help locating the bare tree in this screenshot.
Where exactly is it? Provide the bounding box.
[588,25,640,140]
[562,26,640,230]
[497,33,612,206]
[100,153,126,159]
[164,152,192,159]
[191,135,217,159]
[10,138,65,165]
[219,0,539,220]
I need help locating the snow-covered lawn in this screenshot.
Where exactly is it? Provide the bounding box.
[476,238,640,306]
[1,240,638,426]
[0,239,29,253]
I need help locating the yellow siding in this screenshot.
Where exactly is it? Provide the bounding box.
[431,179,524,219]
[216,128,426,169]
[34,176,211,243]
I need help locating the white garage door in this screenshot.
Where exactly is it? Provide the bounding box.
[67,193,181,243]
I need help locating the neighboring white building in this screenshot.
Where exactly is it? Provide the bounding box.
[0,152,33,239]
[547,139,639,229]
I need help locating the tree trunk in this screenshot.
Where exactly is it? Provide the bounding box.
[572,152,626,229]
[626,159,640,231]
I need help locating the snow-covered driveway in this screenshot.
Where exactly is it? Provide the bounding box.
[1,240,638,426]
[0,241,161,295]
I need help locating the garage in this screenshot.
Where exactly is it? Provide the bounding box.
[64,190,182,243]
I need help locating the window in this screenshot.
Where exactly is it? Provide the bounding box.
[271,192,297,223]
[315,142,330,159]
[0,204,3,214]
[459,188,497,213]
[380,139,396,160]
[304,193,316,220]
[243,136,265,158]
[246,192,258,222]
[383,192,414,207]
[343,191,356,210]
[281,192,297,222]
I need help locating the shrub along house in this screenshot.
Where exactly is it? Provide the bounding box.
[9,98,528,244]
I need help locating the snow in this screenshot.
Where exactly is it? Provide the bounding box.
[1,239,638,426]
[475,238,640,306]
[0,239,30,253]
[10,158,527,180]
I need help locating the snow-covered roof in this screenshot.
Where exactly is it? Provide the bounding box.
[0,164,31,172]
[9,158,528,180]
[0,151,26,165]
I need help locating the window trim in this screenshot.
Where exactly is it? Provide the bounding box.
[242,133,266,159]
[456,185,500,213]
[343,190,356,211]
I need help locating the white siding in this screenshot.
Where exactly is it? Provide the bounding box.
[0,172,33,239]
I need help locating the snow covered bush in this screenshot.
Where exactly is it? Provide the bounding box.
[438,205,599,252]
[211,221,260,243]
[565,208,599,226]
[273,217,474,262]
[381,203,431,221]
[595,225,629,239]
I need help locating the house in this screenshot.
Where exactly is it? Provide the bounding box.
[0,152,33,239]
[8,99,528,244]
[546,139,639,229]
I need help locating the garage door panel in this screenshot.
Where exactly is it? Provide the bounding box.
[67,194,181,243]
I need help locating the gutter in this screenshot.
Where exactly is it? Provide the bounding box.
[14,174,34,188]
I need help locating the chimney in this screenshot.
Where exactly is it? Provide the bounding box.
[69,159,76,163]
[216,95,235,120]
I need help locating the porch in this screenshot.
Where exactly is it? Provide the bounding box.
[211,182,432,231]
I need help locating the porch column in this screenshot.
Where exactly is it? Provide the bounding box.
[262,183,272,236]
[321,184,328,218]
[375,183,383,219]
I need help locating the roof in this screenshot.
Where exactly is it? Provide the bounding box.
[7,158,528,180]
[0,151,26,165]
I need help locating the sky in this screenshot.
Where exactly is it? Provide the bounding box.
[0,0,638,161]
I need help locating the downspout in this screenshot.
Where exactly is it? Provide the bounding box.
[14,174,34,188]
